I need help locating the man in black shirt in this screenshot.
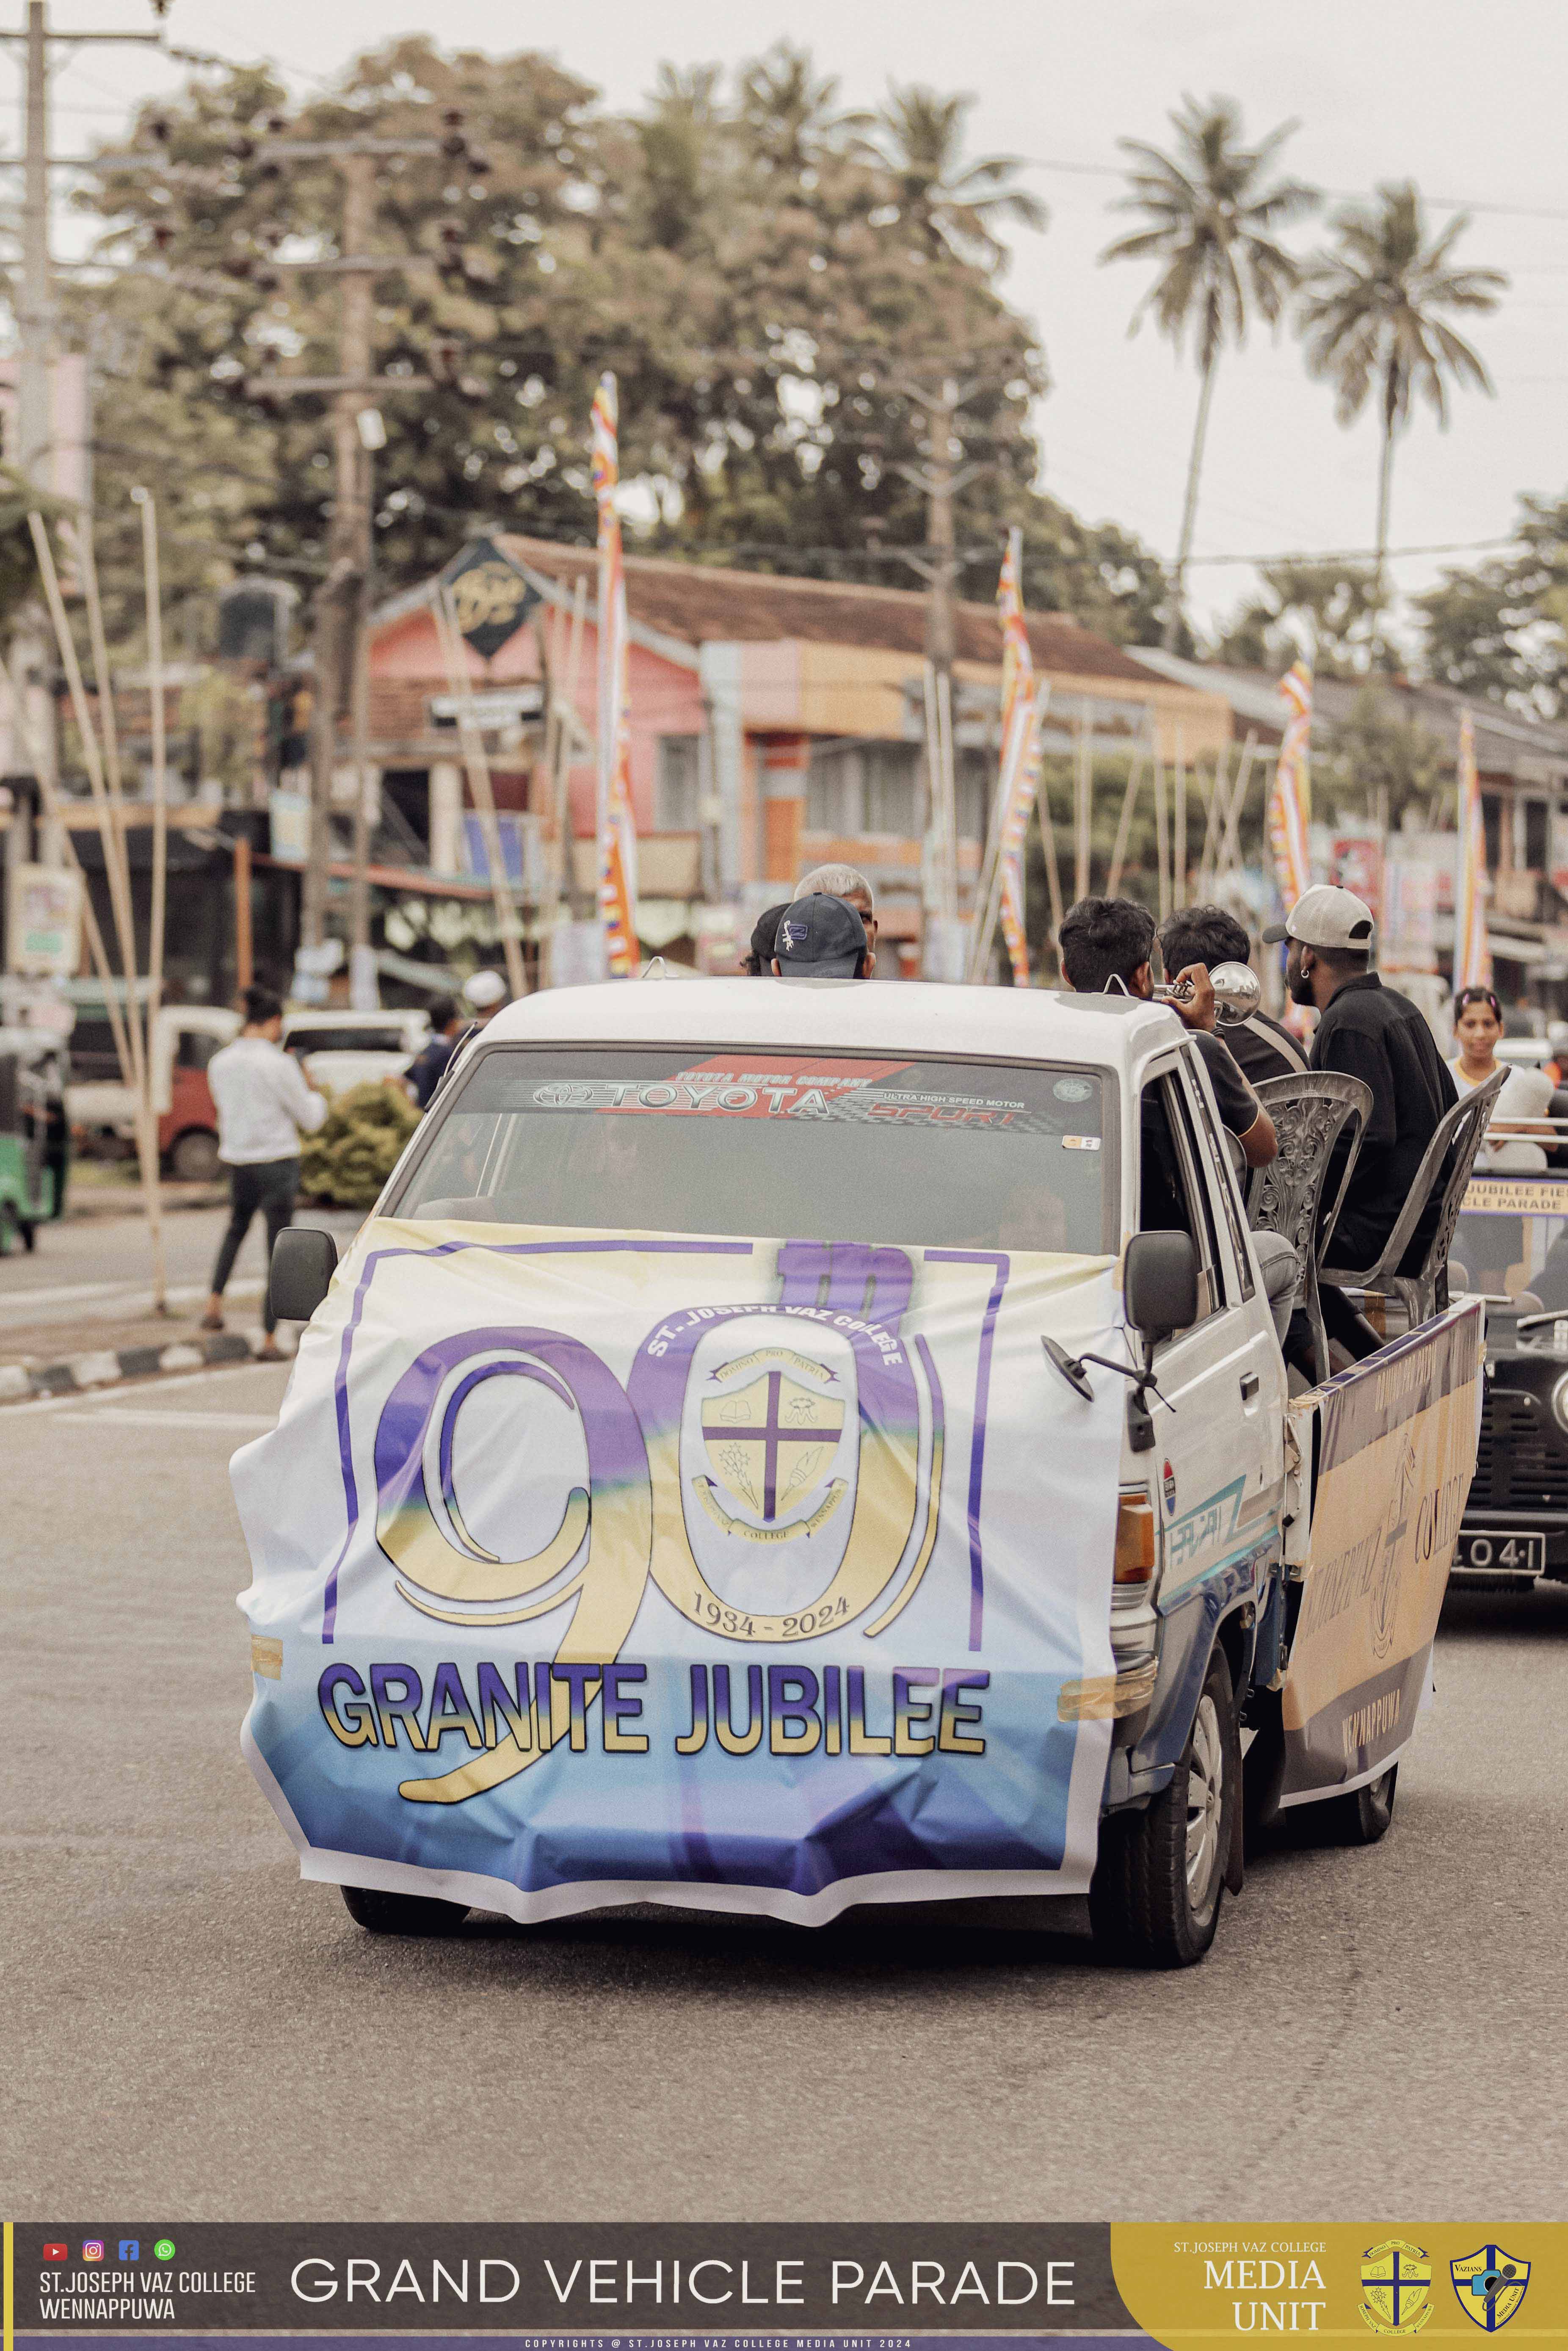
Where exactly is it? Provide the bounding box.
[1059,897,1277,1166]
[1264,885,1456,1356]
[1157,904,1309,1086]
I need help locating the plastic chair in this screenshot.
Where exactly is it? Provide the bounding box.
[1321,1066,1506,1335]
[1244,1072,1375,1385]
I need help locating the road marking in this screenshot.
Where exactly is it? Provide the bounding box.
[53,1407,278,1431]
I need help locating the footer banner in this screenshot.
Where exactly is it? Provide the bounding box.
[3,2225,1563,2348]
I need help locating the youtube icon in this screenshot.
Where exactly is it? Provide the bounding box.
[42,2244,67,2263]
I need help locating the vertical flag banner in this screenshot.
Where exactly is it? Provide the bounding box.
[591,373,639,976]
[1267,658,1314,911]
[1454,706,1492,991]
[996,528,1042,986]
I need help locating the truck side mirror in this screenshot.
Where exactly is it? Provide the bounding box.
[1125,1229,1198,1342]
[269,1227,338,1324]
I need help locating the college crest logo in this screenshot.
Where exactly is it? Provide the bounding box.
[694,1352,848,1540]
[1360,2241,1432,2335]
[1450,2247,1529,2331]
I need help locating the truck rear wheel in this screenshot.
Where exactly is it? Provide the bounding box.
[1090,1647,1238,1968]
[1320,1764,1397,1847]
[340,1883,470,1937]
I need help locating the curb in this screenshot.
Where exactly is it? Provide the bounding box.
[0,1325,296,1405]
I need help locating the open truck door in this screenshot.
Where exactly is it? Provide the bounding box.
[1276,1297,1484,1825]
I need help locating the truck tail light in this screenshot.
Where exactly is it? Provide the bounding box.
[1114,1489,1157,1584]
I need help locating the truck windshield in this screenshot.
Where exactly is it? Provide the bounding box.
[393,1047,1114,1254]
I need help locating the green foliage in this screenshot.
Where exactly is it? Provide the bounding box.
[299,1080,419,1208]
[52,36,1164,652]
[1211,558,1397,677]
[1416,489,1568,717]
[1316,684,1447,828]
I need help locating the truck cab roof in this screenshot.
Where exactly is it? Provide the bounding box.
[483,976,1187,1077]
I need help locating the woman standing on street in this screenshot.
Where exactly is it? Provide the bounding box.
[1448,986,1555,1171]
[202,983,327,1361]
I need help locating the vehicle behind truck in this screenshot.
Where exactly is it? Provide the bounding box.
[235,978,1483,1968]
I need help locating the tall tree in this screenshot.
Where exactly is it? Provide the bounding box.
[849,84,1046,267]
[1300,182,1505,599]
[1103,95,1316,648]
[1417,489,1568,716]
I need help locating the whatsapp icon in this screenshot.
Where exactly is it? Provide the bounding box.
[153,2240,175,2263]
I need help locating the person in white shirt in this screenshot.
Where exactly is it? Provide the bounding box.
[202,983,328,1360]
[1448,986,1556,1171]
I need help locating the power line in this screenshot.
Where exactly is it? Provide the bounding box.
[1022,153,1568,224]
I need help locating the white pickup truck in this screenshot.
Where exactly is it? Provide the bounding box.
[238,978,1482,1966]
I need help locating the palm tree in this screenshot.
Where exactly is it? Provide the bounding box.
[850,84,1047,268]
[1300,182,1506,599]
[1103,96,1316,647]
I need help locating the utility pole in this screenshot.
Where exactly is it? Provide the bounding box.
[231,132,464,959]
[892,372,986,964]
[1,3,167,854]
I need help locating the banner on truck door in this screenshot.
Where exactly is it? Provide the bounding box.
[234,1221,1128,1925]
[1279,1297,1483,1804]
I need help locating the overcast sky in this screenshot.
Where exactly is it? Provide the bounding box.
[20,0,1568,643]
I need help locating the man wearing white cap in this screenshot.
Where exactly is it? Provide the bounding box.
[1264,884,1456,1354]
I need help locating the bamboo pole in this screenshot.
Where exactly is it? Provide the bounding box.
[127,492,171,1310]
[1219,730,1260,877]
[1196,740,1230,898]
[1073,710,1090,903]
[0,661,134,1096]
[548,577,590,973]
[432,585,526,998]
[1173,723,1187,907]
[968,682,1054,982]
[1153,753,1171,922]
[1106,733,1150,902]
[30,516,167,1294]
[935,666,958,925]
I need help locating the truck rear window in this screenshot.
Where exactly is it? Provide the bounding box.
[393,1047,1114,1254]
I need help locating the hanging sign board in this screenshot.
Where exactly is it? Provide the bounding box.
[6,862,81,978]
[441,537,541,660]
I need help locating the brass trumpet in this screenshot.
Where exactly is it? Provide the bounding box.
[1152,961,1261,1023]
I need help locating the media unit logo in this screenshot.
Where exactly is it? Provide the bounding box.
[1450,2246,1530,2332]
[1360,2240,1432,2335]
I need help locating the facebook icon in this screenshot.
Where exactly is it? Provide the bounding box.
[118,2242,139,2261]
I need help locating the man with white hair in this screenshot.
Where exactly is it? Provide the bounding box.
[794,863,877,967]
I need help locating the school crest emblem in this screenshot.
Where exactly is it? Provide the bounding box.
[1360,2241,1432,2335]
[1450,2247,1529,2332]
[696,1352,847,1537]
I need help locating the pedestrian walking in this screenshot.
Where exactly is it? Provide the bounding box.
[202,983,327,1361]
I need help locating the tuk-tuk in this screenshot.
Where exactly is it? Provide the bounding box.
[0,1027,69,1250]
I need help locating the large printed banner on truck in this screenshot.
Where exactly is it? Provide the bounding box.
[235,1222,1126,1925]
[1280,1297,1483,1803]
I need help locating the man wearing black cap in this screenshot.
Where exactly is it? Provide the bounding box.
[1264,884,1456,1353]
[771,893,873,979]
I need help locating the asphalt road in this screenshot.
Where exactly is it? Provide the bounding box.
[5,1365,1563,2221]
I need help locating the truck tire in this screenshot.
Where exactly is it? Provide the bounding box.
[170,1128,222,1184]
[1090,1646,1238,1968]
[1320,1764,1397,1847]
[340,1883,471,1937]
